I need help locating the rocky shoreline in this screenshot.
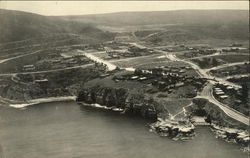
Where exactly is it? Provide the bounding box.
[78,101,250,150]
[77,86,249,146]
[78,101,196,141]
[3,92,249,150]
[210,124,249,152]
[150,118,195,141]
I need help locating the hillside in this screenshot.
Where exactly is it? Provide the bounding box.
[0,9,114,43]
[59,10,249,26]
[58,10,249,41]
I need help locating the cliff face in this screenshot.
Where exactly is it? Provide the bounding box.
[76,85,249,142]
[77,86,160,119]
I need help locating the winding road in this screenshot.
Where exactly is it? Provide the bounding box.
[0,36,249,125]
[168,54,249,125]
[136,42,249,125]
[198,83,249,125]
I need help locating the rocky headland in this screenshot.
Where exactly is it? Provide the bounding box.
[76,77,249,147]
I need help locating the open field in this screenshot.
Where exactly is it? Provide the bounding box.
[191,54,249,69]
[0,49,93,73]
[210,64,250,78]
[110,54,169,68]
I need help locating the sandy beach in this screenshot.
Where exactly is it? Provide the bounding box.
[8,96,76,108]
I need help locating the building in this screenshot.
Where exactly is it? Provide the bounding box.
[131,76,139,80]
[114,36,130,42]
[215,91,225,95]
[219,95,228,99]
[23,65,35,71]
[34,79,48,83]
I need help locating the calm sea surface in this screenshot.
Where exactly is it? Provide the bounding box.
[0,101,247,158]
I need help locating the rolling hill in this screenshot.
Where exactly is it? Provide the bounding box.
[0,9,248,43]
[59,10,249,26]
[0,9,114,43]
[59,10,249,41]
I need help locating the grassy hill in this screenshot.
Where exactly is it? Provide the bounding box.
[59,10,249,26]
[59,10,249,42]
[0,9,114,43]
[0,9,248,43]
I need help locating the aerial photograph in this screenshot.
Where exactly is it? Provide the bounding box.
[0,1,249,158]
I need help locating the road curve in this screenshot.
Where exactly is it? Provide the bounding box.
[198,83,249,125]
[142,43,249,125]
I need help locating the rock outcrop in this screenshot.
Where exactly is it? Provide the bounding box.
[77,85,198,139]
[76,86,248,142]
[150,118,195,140]
[77,86,159,119]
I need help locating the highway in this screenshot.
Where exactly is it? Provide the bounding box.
[0,64,94,77]
[205,62,247,72]
[198,83,249,125]
[79,50,117,71]
[187,52,248,60]
[0,38,249,125]
[0,50,42,64]
[174,56,248,125]
[143,44,249,125]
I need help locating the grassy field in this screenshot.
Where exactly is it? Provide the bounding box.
[0,50,49,73]
[160,99,192,116]
[213,54,249,63]
[210,64,249,78]
[191,54,249,69]
[111,54,169,68]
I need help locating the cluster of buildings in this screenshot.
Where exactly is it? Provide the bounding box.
[113,66,206,94]
[114,36,131,42]
[213,87,229,100]
[23,65,35,71]
[221,47,247,53]
[213,83,242,103]
[103,43,153,59]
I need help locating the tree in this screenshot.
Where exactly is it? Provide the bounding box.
[241,82,249,104]
[211,58,218,67]
[205,114,212,124]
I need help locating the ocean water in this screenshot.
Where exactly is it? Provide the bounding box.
[0,101,247,158]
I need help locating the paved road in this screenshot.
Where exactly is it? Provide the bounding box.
[142,43,249,125]
[175,56,248,125]
[226,74,249,79]
[205,62,247,72]
[198,83,249,125]
[187,52,248,60]
[165,53,242,88]
[0,50,42,64]
[81,50,160,71]
[80,50,117,71]
[0,64,94,77]
[110,54,162,63]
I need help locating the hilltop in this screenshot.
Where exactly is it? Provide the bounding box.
[58,10,249,41]
[0,9,114,43]
[59,10,249,26]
